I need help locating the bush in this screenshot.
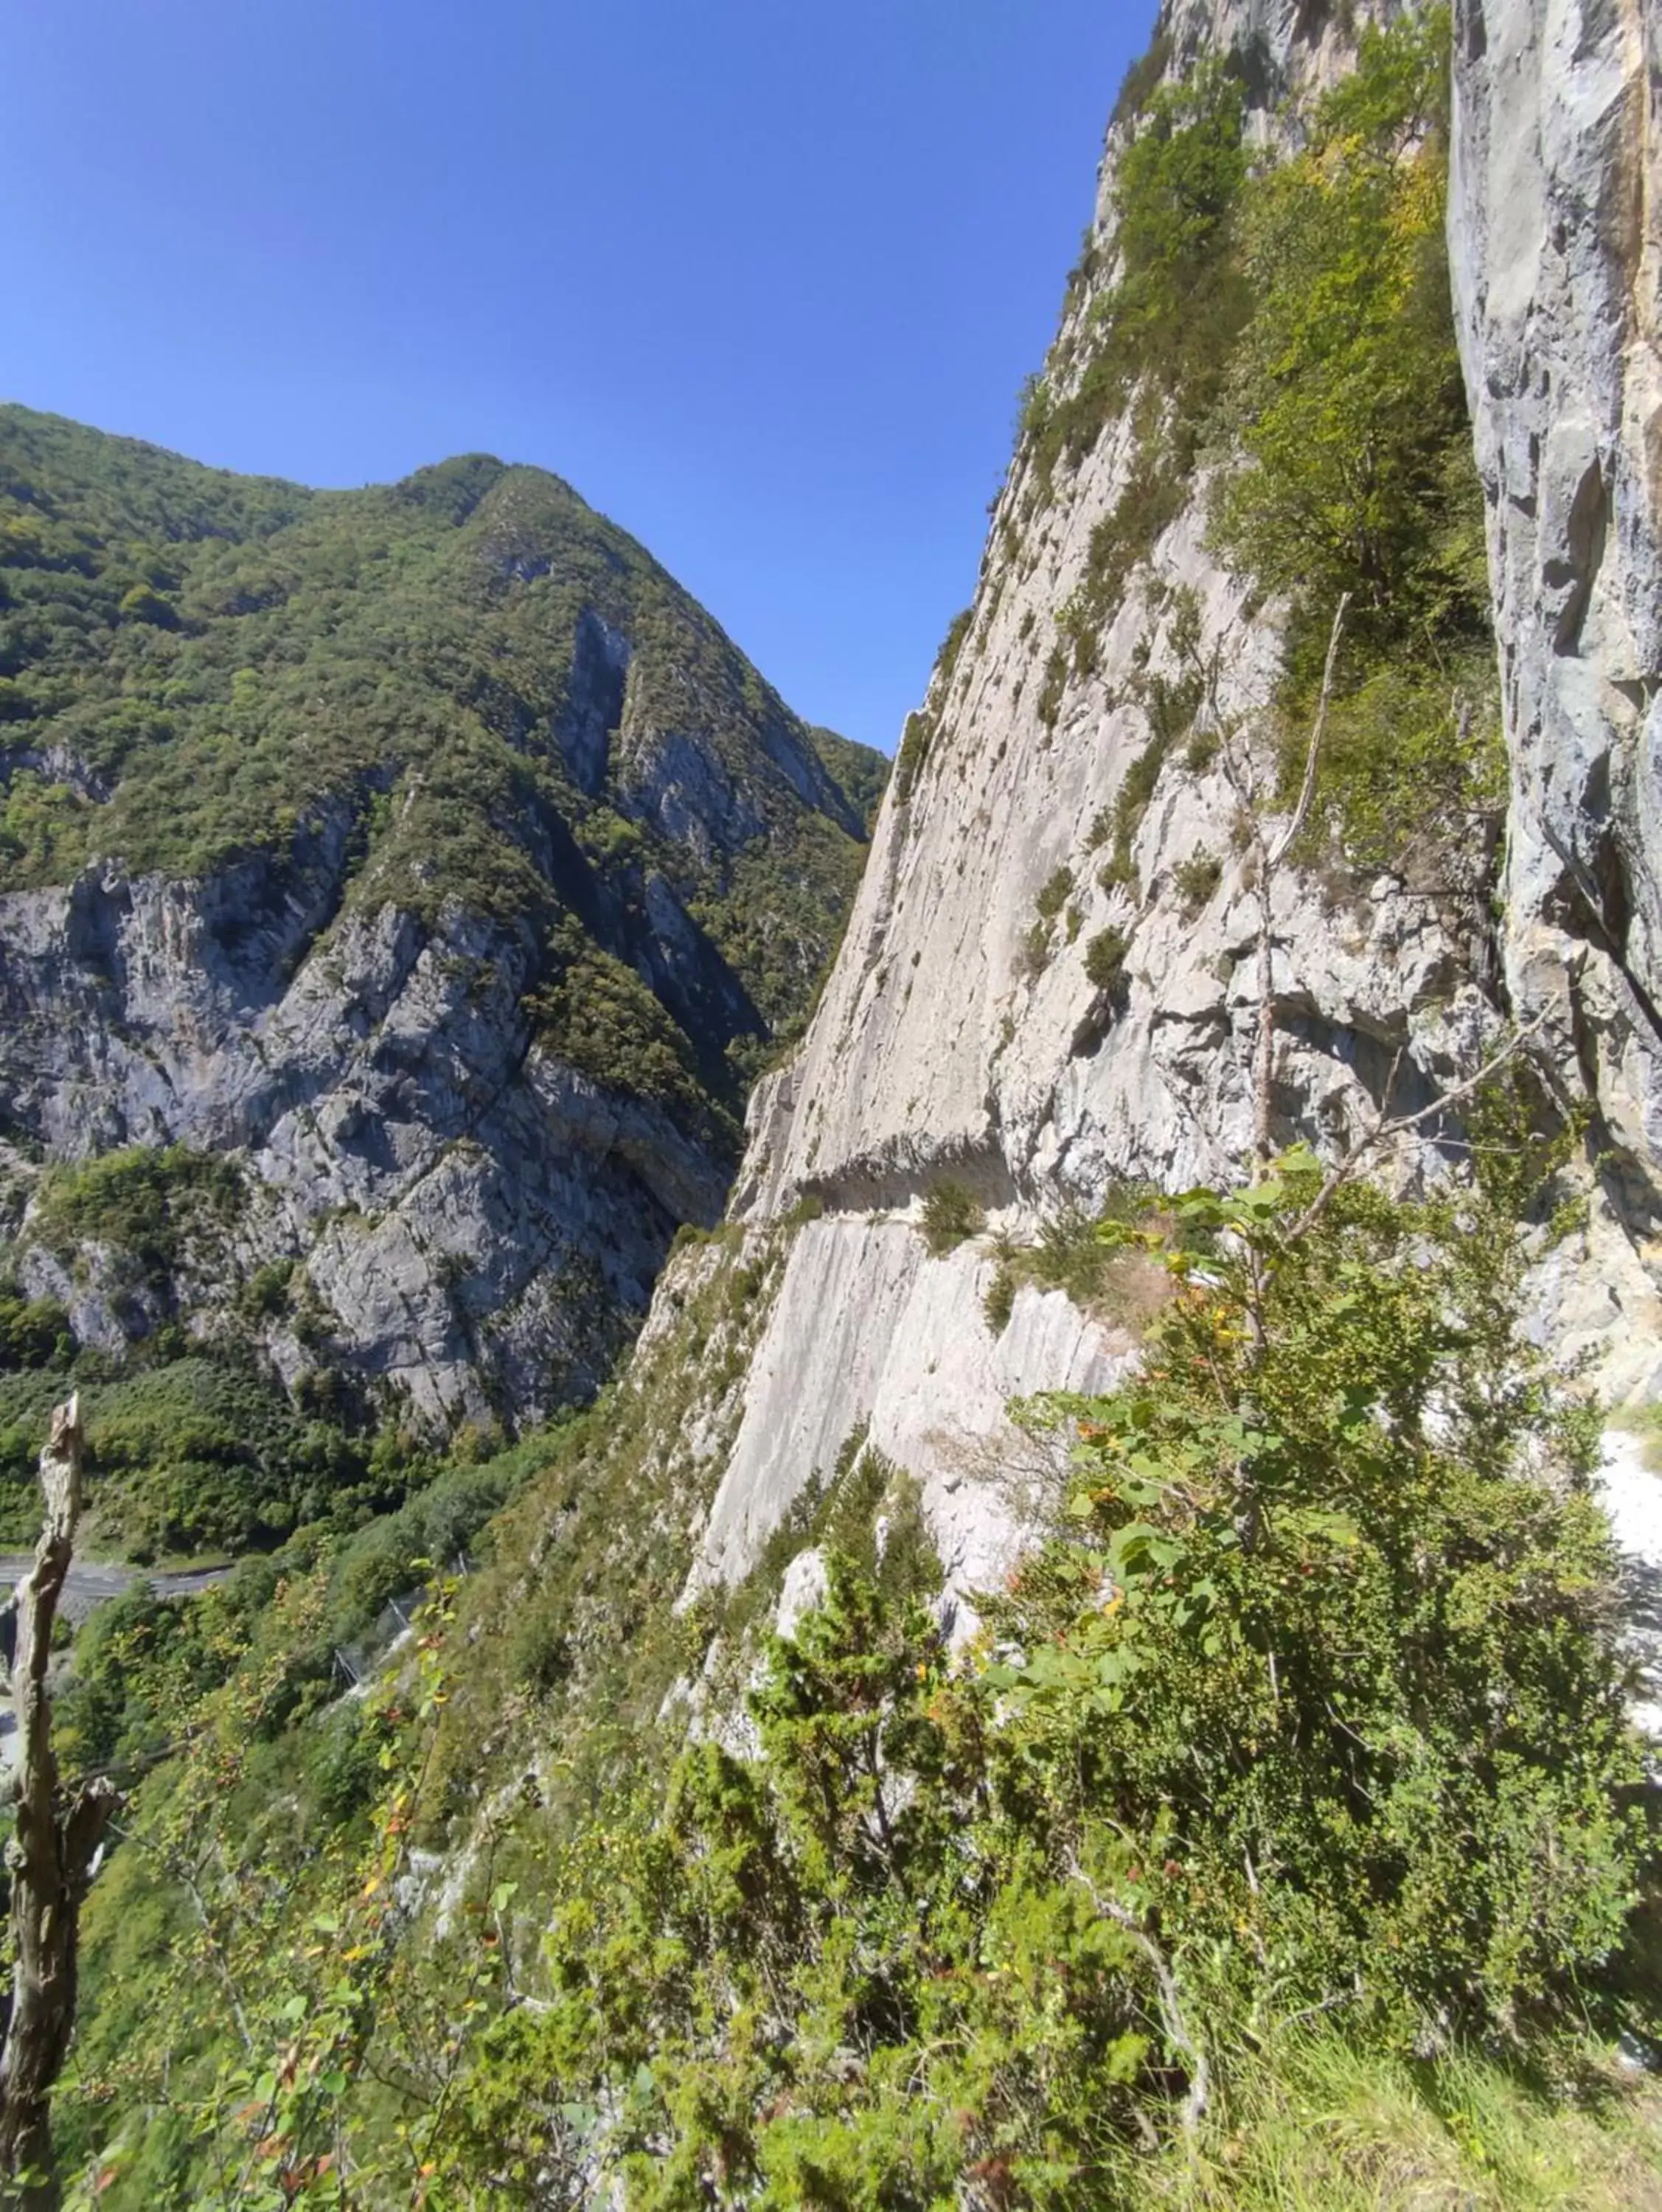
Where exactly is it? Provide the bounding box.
[1210,10,1503,872]
[30,1142,243,1290]
[1026,63,1250,506]
[893,709,935,806]
[473,1165,1650,2205]
[1036,642,1070,728]
[0,1284,70,1370]
[995,1160,1647,2040]
[1017,917,1054,980]
[985,1190,1173,1340]
[920,1180,985,1256]
[1035,865,1074,922]
[1170,850,1221,914]
[1083,925,1128,991]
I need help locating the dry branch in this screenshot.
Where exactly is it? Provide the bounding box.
[1069,1859,1210,2137]
[1287,1004,1557,1241]
[1247,594,1349,1164]
[0,1398,119,2207]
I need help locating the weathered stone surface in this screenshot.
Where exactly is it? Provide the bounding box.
[0,852,737,1427]
[1450,0,1662,1361]
[677,0,1662,1619]
[684,1214,1134,1621]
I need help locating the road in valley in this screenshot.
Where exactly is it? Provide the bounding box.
[0,1554,233,1626]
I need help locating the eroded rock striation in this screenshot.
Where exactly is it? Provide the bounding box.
[672,0,1662,1612]
[0,417,880,1427]
[1450,0,1662,1376]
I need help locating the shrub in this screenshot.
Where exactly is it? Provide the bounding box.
[29,1142,243,1290]
[1016,917,1054,980]
[1083,925,1128,991]
[1211,9,1503,872]
[1111,27,1173,127]
[0,1284,70,1370]
[934,605,974,689]
[920,1180,985,1256]
[893,709,935,806]
[987,1190,1173,1340]
[983,1262,1017,1334]
[1170,849,1221,914]
[992,1160,1647,2040]
[1036,643,1069,729]
[1026,63,1250,504]
[459,1170,1649,2205]
[1035,865,1074,921]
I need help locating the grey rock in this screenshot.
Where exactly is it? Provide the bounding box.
[1450,0,1662,1353]
[661,0,1662,1624]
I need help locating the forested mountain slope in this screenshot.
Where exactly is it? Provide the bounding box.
[0,410,882,1529]
[30,0,1662,2203]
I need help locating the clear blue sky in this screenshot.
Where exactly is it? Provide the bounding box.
[4,1,1152,756]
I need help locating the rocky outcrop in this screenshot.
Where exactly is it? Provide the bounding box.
[1450,0,1662,1382]
[0,423,883,1430]
[680,0,1662,1616]
[0,873,735,1426]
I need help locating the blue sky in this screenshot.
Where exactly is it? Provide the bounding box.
[4,1,1152,756]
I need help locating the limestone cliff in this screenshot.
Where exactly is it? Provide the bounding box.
[0,415,881,1430]
[666,0,1662,1615]
[1450,0,1662,1379]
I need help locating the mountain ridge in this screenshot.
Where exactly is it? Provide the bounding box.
[0,403,885,1475]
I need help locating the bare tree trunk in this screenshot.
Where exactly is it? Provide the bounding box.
[0,1399,118,2208]
[1248,595,1349,1167]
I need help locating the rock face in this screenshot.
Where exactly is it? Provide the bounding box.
[1,871,732,1427]
[1450,0,1662,1381]
[672,0,1662,1613]
[0,417,882,1427]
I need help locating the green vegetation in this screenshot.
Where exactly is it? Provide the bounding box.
[984,1186,1172,1338]
[55,1222,804,2205]
[1082,924,1129,992]
[0,1135,412,1554]
[807,725,889,832]
[0,1282,69,1370]
[919,1178,986,1256]
[30,1152,1657,2207]
[1018,866,1081,978]
[1171,848,1221,914]
[5,18,1652,2209]
[29,1142,243,1294]
[0,1349,417,1559]
[434,1161,1652,2206]
[1037,641,1070,728]
[1035,864,1074,922]
[1023,57,1251,568]
[1022,13,1500,882]
[1211,10,1503,871]
[525,916,738,1150]
[933,604,976,692]
[892,707,934,807]
[0,408,881,1140]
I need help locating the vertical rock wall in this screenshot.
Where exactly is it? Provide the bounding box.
[1450,0,1662,1366]
[681,0,1662,1610]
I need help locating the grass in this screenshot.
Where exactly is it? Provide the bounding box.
[984,1194,1175,1340]
[1119,2025,1662,2210]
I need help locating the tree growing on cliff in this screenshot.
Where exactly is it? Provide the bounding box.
[422,1166,1649,2209]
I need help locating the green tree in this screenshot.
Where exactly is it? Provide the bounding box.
[1211,10,1503,867]
[426,1164,1649,2209]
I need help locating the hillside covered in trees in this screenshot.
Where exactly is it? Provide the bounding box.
[0,408,883,1551]
[3,0,1662,2205]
